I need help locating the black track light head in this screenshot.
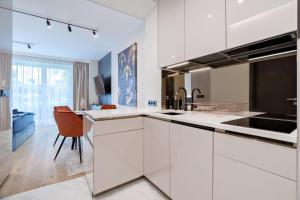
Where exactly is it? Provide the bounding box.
[68,24,72,32]
[46,19,51,29]
[27,44,32,50]
[93,30,98,38]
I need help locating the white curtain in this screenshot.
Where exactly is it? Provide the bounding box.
[0,53,12,130]
[73,62,89,111]
[12,55,73,126]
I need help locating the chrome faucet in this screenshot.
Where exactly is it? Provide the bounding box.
[191,88,204,111]
[177,87,187,111]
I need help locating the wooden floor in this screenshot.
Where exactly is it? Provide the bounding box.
[0,125,93,198]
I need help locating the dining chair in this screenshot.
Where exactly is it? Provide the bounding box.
[53,106,72,147]
[53,110,84,163]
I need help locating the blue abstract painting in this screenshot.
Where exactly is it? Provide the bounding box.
[118,43,137,106]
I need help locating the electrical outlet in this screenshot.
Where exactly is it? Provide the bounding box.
[148,100,157,107]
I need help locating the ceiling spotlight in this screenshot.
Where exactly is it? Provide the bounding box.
[27,44,32,50]
[93,30,98,38]
[46,19,51,29]
[68,24,72,32]
[238,0,244,4]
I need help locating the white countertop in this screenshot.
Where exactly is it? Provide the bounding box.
[84,107,297,144]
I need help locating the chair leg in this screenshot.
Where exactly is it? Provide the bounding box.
[78,137,82,163]
[53,134,60,147]
[71,137,75,150]
[54,136,66,161]
[74,138,77,150]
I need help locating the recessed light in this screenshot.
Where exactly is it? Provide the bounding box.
[166,61,190,69]
[238,0,244,4]
[208,14,213,18]
[189,67,211,73]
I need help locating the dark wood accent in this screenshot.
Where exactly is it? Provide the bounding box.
[250,55,297,116]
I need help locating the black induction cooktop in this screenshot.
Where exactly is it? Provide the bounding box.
[222,117,297,134]
[255,113,296,121]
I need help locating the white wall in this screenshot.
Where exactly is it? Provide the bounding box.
[141,7,161,108]
[110,7,161,108]
[89,60,99,105]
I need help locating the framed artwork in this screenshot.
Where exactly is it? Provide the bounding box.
[118,43,137,106]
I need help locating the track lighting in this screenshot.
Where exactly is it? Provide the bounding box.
[93,30,98,38]
[68,24,72,32]
[3,7,99,38]
[46,19,51,29]
[27,44,32,50]
[13,41,34,50]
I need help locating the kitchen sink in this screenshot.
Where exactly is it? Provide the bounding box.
[160,112,184,116]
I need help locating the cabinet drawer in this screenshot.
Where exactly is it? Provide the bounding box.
[213,154,296,200]
[214,132,296,180]
[94,117,143,136]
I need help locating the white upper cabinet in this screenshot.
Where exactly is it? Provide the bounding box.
[185,0,226,60]
[226,0,297,49]
[158,0,185,67]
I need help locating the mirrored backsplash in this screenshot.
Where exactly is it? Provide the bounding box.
[162,55,297,117]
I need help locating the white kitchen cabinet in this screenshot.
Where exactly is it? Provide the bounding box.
[144,117,170,196]
[214,132,297,180]
[158,0,185,67]
[213,154,296,200]
[93,129,143,194]
[226,0,297,48]
[185,0,226,60]
[170,123,213,200]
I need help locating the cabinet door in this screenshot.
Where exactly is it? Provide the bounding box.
[226,0,297,48]
[93,130,143,194]
[170,123,213,200]
[185,0,226,60]
[144,118,170,196]
[214,154,296,200]
[158,0,185,67]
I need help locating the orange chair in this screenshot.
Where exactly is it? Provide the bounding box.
[53,110,84,163]
[101,104,117,110]
[54,106,72,111]
[53,106,73,147]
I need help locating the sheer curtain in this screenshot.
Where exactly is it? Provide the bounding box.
[12,55,73,125]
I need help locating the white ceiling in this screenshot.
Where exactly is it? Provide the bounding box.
[9,0,146,61]
[88,0,157,19]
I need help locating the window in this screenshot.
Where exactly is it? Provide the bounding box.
[12,56,73,125]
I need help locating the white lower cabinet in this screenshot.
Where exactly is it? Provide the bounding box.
[170,123,213,200]
[213,154,296,200]
[144,117,170,196]
[93,130,143,194]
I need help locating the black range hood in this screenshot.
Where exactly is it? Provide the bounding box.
[163,31,297,72]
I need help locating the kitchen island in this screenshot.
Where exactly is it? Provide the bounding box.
[83,107,297,200]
